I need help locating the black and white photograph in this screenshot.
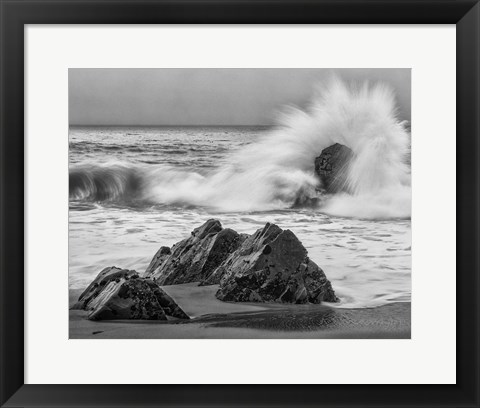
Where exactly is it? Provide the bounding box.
[68,68,411,339]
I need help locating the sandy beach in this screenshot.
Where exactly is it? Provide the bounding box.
[68,71,411,340]
[69,283,410,339]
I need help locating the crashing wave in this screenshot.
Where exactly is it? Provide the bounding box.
[69,78,411,219]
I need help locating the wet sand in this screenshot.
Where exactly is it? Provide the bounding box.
[69,283,410,339]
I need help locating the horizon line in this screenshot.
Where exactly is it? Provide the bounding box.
[68,124,275,128]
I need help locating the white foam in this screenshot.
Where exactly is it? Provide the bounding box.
[70,77,411,219]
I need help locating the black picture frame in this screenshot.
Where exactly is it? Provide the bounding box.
[1,1,479,407]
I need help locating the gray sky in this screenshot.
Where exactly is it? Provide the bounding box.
[69,68,411,126]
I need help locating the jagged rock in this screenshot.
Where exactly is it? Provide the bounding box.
[144,246,171,277]
[71,266,138,310]
[142,220,338,304]
[203,224,281,286]
[87,278,169,321]
[144,219,245,285]
[215,223,338,304]
[314,143,353,193]
[74,268,189,320]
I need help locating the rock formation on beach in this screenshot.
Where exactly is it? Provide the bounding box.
[146,220,338,304]
[72,266,138,310]
[76,220,338,321]
[214,223,338,304]
[143,219,246,285]
[314,143,354,193]
[73,266,189,321]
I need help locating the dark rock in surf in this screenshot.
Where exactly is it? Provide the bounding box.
[214,223,338,304]
[143,219,246,285]
[74,268,189,321]
[314,143,354,193]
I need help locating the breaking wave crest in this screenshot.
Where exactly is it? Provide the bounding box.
[70,164,145,202]
[69,78,411,219]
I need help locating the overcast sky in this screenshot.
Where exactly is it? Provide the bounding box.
[69,68,411,126]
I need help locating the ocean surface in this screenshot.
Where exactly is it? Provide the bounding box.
[69,126,411,309]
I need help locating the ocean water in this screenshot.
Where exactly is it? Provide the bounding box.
[69,125,411,309]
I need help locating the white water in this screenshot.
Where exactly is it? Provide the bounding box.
[69,208,411,309]
[73,78,411,218]
[194,78,412,217]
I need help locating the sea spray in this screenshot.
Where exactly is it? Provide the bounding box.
[69,78,411,219]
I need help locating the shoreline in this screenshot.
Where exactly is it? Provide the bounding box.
[69,283,410,339]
